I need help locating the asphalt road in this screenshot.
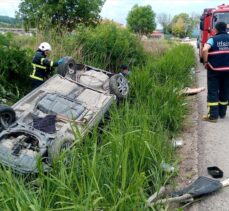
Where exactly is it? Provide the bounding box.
[189,43,229,211]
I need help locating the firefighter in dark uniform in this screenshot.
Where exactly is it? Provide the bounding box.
[202,22,229,122]
[120,64,130,77]
[30,42,63,89]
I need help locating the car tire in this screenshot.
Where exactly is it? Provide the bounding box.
[57,56,76,78]
[48,138,73,164]
[109,74,129,99]
[0,104,16,131]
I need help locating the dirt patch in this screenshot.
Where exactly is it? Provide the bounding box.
[175,95,199,188]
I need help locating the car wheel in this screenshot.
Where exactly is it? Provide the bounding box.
[109,74,129,99]
[0,104,16,131]
[57,56,76,78]
[48,138,73,164]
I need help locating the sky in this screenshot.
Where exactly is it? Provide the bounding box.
[0,0,227,26]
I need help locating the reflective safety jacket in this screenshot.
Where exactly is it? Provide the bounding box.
[30,50,58,81]
[208,32,229,71]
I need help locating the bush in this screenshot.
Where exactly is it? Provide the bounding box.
[12,23,147,74]
[74,22,147,71]
[0,33,32,102]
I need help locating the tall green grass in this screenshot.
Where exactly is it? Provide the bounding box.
[0,42,195,210]
[73,22,147,70]
[0,33,33,103]
[14,23,147,72]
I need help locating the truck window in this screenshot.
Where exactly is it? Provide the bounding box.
[213,13,229,29]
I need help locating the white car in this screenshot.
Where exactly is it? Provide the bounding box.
[182,37,191,42]
[57,57,129,100]
[0,57,129,173]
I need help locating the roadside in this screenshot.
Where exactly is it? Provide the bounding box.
[173,42,199,210]
[176,42,229,210]
[194,43,229,210]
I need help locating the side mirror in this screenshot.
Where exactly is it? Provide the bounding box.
[200,21,204,30]
[200,15,204,30]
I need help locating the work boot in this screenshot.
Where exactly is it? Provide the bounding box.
[202,115,218,123]
[219,105,227,119]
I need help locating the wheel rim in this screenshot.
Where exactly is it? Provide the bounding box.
[67,62,75,75]
[68,68,75,75]
[117,77,129,96]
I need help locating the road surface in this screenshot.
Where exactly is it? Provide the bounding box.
[189,42,229,211]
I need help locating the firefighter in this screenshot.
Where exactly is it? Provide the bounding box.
[120,64,130,77]
[202,22,229,122]
[30,42,64,89]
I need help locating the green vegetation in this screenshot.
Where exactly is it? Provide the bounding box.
[157,12,200,38]
[171,13,193,38]
[14,23,147,71]
[74,22,147,70]
[157,13,172,34]
[0,16,22,27]
[17,0,105,31]
[0,0,199,207]
[0,22,196,209]
[0,33,32,103]
[127,4,156,35]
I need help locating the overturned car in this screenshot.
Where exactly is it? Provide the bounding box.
[0,58,129,173]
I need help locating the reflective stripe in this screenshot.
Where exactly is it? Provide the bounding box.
[207,102,218,106]
[50,61,54,67]
[41,58,45,65]
[219,101,228,105]
[208,62,229,71]
[32,63,46,70]
[208,50,229,55]
[30,74,44,81]
[30,64,44,81]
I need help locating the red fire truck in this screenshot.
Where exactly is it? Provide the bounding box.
[199,4,229,62]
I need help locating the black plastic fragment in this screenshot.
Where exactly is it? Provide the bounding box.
[207,166,223,178]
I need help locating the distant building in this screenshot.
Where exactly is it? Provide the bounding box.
[150,30,164,39]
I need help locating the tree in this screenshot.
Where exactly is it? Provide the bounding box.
[190,12,200,36]
[190,12,200,28]
[157,13,171,34]
[127,5,156,35]
[172,17,186,37]
[171,13,193,38]
[17,0,105,31]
